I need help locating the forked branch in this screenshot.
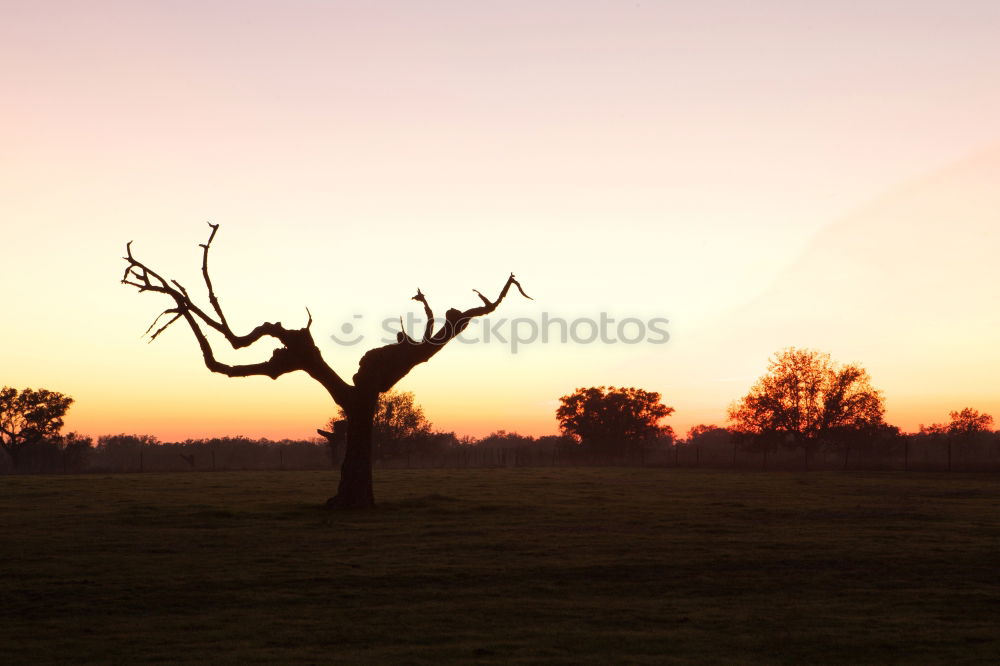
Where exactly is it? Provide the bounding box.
[199,222,229,330]
[122,224,351,403]
[354,273,533,394]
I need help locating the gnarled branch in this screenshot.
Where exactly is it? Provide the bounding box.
[353,273,533,394]
[122,224,352,404]
[411,288,434,342]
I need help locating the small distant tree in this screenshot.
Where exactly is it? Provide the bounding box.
[830,422,901,470]
[0,387,74,471]
[922,408,995,471]
[476,431,537,466]
[479,430,536,449]
[686,424,731,448]
[918,423,947,436]
[96,434,160,472]
[556,386,674,462]
[917,422,948,470]
[416,431,460,458]
[947,408,994,435]
[728,348,886,469]
[61,432,93,473]
[685,424,732,466]
[535,433,579,464]
[330,390,432,463]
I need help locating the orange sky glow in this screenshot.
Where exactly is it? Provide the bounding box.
[4,1,1000,441]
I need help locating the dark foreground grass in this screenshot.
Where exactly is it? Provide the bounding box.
[2,468,999,664]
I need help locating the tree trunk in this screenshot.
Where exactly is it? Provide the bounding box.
[327,395,377,509]
[7,447,21,473]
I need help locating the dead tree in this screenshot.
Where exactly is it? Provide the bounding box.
[122,224,531,508]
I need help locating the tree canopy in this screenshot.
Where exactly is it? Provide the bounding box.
[557,386,674,459]
[728,348,885,455]
[685,424,731,448]
[0,387,74,469]
[947,408,994,435]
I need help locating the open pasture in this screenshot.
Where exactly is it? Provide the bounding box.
[2,468,998,663]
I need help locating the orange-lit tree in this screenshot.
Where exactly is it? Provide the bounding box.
[0,387,74,472]
[946,408,994,435]
[728,348,886,468]
[122,224,531,508]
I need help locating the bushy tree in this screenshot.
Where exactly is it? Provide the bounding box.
[478,430,536,449]
[96,433,160,472]
[557,386,674,461]
[685,424,729,443]
[60,432,93,473]
[676,424,732,467]
[921,408,995,471]
[685,424,732,450]
[0,387,74,471]
[947,408,994,435]
[728,348,885,467]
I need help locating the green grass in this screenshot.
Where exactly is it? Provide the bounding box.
[2,468,999,664]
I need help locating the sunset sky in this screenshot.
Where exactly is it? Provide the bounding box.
[4,1,1000,440]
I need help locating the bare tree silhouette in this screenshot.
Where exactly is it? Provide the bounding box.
[122,224,531,508]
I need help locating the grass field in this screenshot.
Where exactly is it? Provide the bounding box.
[2,468,999,664]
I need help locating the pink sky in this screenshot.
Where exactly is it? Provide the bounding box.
[4,1,1000,440]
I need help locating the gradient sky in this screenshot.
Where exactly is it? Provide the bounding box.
[4,1,1000,440]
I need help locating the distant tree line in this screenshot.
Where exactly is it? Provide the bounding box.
[4,348,1000,474]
